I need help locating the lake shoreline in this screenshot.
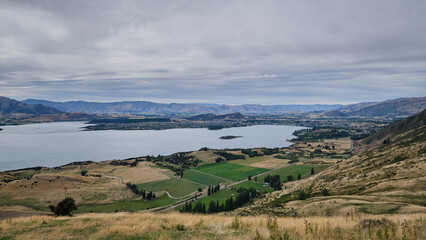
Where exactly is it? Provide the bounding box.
[0,122,304,171]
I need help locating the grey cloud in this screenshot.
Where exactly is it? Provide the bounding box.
[1,0,425,104]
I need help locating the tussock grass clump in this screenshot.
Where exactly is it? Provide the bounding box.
[0,212,425,239]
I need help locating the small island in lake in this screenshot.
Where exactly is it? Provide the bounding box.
[219,135,242,140]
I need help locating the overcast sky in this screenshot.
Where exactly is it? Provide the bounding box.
[1,0,425,104]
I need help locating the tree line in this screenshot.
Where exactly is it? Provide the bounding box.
[126,183,156,200]
[180,187,259,214]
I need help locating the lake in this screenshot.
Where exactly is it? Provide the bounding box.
[0,122,304,171]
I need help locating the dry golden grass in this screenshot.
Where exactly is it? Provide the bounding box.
[105,162,171,184]
[250,158,288,169]
[0,212,424,240]
[0,172,134,206]
[296,138,352,154]
[0,206,35,212]
[0,160,183,211]
[192,150,219,163]
[302,157,340,165]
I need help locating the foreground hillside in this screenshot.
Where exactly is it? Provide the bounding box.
[1,212,425,240]
[241,109,426,217]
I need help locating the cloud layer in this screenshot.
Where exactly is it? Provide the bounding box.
[1,0,425,104]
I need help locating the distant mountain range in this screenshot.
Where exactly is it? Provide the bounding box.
[0,96,63,116]
[0,96,424,118]
[23,99,342,115]
[334,97,426,118]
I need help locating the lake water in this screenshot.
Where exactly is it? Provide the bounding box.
[0,122,304,171]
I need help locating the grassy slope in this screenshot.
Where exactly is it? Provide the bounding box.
[230,156,275,166]
[179,181,274,212]
[76,195,178,213]
[195,162,269,181]
[177,189,239,211]
[1,212,424,240]
[183,169,231,186]
[137,177,204,198]
[257,164,329,182]
[248,125,426,216]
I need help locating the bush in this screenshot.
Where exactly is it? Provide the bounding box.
[80,170,88,176]
[261,148,279,155]
[214,151,245,160]
[322,188,330,196]
[49,198,77,216]
[175,224,186,231]
[298,191,308,200]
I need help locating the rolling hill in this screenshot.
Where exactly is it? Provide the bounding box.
[334,97,426,118]
[361,108,426,148]
[23,99,342,115]
[251,109,426,216]
[187,112,245,121]
[24,96,426,117]
[0,96,63,116]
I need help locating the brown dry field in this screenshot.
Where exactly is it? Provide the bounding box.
[86,161,171,184]
[0,172,132,205]
[296,138,352,154]
[192,150,219,163]
[250,158,289,169]
[0,161,179,207]
[0,212,424,240]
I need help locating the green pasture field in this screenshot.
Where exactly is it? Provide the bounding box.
[77,194,178,213]
[194,162,269,181]
[137,177,205,198]
[183,169,232,186]
[258,164,330,182]
[176,189,238,211]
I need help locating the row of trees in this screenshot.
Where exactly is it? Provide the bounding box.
[264,168,315,189]
[126,183,156,200]
[241,149,263,157]
[261,148,280,155]
[214,151,246,160]
[207,183,220,196]
[181,188,258,214]
[264,174,282,190]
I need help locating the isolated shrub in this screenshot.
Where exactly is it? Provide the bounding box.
[49,197,77,216]
[175,224,186,231]
[80,170,88,176]
[298,191,308,200]
[231,216,241,229]
[322,188,330,196]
